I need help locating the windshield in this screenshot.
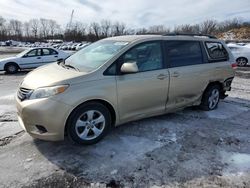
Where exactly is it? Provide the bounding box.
[16,49,30,57]
[65,40,129,72]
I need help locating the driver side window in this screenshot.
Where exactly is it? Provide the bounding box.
[122,41,163,72]
[26,49,42,57]
[26,49,37,57]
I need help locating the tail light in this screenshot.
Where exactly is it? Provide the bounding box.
[231,62,237,68]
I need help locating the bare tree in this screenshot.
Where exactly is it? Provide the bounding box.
[148,25,170,34]
[0,15,249,42]
[112,22,126,36]
[40,18,50,38]
[217,18,242,32]
[136,27,148,34]
[0,16,5,28]
[65,21,87,41]
[90,22,101,39]
[48,19,60,38]
[0,16,7,40]
[23,22,30,38]
[200,20,217,34]
[9,19,22,39]
[29,19,39,39]
[100,19,111,37]
[173,24,200,34]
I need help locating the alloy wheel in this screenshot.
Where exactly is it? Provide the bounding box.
[208,89,219,109]
[75,110,106,141]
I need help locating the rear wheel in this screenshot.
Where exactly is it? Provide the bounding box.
[200,85,220,111]
[5,63,19,74]
[236,57,248,67]
[67,102,111,145]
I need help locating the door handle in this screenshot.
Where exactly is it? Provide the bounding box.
[172,72,180,77]
[54,55,58,58]
[157,74,167,80]
[37,57,41,59]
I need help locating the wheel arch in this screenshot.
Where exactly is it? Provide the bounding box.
[203,81,223,98]
[4,62,20,70]
[236,56,248,63]
[64,99,117,136]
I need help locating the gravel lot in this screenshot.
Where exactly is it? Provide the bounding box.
[0,51,250,188]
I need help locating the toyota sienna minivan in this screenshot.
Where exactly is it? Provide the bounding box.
[16,34,235,145]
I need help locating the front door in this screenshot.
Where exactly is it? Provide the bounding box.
[20,49,43,69]
[116,41,170,122]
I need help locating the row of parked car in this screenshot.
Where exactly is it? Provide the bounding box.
[57,42,91,51]
[0,40,91,51]
[227,42,250,67]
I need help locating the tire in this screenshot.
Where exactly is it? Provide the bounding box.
[67,102,111,145]
[200,85,221,111]
[236,57,248,67]
[5,63,19,74]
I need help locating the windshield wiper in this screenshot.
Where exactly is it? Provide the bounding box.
[63,64,80,71]
[58,60,80,71]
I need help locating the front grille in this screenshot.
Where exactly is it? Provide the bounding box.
[17,87,33,101]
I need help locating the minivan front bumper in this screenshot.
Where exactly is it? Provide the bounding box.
[15,95,72,141]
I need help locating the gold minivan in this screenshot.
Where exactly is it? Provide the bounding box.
[16,34,235,144]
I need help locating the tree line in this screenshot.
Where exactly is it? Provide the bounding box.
[0,16,249,42]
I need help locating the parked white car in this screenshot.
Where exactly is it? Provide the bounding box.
[0,47,70,74]
[227,43,250,67]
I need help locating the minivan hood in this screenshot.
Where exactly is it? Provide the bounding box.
[21,63,86,89]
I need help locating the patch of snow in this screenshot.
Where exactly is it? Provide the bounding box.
[0,94,15,105]
[0,122,22,139]
[110,169,118,175]
[221,151,250,175]
[205,102,248,119]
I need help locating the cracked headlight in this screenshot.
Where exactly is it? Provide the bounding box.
[29,85,69,100]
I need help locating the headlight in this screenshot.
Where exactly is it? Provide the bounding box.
[29,85,69,100]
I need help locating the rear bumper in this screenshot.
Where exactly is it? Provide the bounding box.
[223,77,234,91]
[220,77,234,99]
[0,64,4,71]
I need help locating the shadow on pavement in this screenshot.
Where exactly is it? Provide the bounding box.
[31,97,250,187]
[0,70,30,76]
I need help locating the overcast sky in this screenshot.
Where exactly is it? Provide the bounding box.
[0,0,250,28]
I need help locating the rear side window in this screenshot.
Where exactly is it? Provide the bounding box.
[165,41,203,68]
[50,49,58,55]
[205,42,228,61]
[42,48,58,56]
[42,49,51,55]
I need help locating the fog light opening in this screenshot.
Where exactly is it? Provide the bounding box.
[35,125,47,134]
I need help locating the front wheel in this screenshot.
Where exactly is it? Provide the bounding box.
[67,102,111,145]
[200,85,220,111]
[5,63,19,74]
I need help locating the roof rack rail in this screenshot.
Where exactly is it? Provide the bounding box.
[163,33,217,39]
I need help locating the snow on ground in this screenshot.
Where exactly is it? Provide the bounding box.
[205,102,249,119]
[0,67,250,187]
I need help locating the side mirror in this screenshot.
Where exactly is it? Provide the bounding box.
[120,61,139,74]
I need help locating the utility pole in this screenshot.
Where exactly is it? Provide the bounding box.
[68,9,74,31]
